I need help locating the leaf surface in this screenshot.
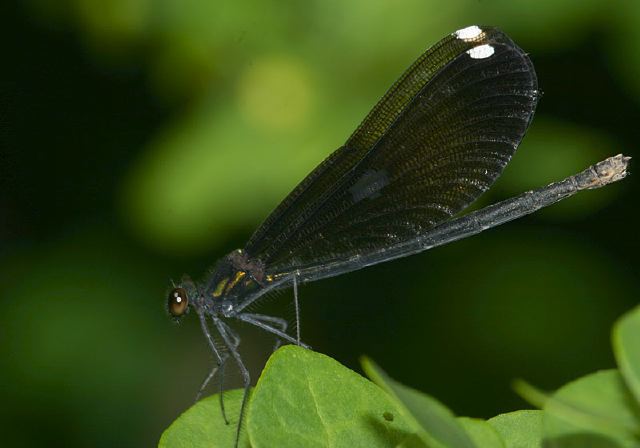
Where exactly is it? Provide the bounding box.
[159,388,251,448]
[362,356,476,448]
[248,346,419,448]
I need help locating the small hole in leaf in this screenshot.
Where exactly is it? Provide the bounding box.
[383,411,394,422]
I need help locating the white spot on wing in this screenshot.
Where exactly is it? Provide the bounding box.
[467,44,495,59]
[453,25,483,41]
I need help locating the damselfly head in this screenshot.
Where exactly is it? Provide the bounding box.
[167,274,199,318]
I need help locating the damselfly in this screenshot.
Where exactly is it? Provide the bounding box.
[167,25,630,447]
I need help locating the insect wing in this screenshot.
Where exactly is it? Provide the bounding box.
[245,26,538,274]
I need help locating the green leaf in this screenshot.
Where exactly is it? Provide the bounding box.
[248,346,419,448]
[458,417,505,448]
[159,388,251,448]
[487,410,544,448]
[516,370,640,446]
[361,356,476,448]
[613,305,640,404]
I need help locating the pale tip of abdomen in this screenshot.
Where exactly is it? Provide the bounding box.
[594,154,631,185]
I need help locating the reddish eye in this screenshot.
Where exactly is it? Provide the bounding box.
[168,287,189,317]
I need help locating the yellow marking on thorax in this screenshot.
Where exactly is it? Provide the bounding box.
[212,278,229,297]
[225,271,246,293]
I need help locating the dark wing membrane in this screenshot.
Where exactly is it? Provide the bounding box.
[244,26,538,274]
[244,27,481,257]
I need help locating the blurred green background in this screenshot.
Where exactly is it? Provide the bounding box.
[1,0,639,446]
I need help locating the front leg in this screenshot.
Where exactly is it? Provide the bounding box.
[213,316,250,448]
[197,313,231,424]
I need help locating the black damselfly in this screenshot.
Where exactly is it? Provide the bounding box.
[167,25,630,447]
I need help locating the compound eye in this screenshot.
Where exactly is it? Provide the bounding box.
[168,287,189,317]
